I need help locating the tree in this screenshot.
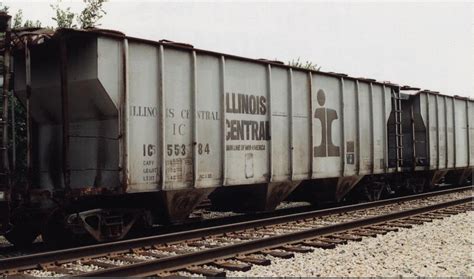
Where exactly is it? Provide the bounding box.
[0,3,8,13]
[288,57,321,71]
[12,8,22,28]
[51,1,76,28]
[12,9,41,28]
[51,0,107,29]
[78,0,107,29]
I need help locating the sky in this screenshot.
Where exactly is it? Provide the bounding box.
[3,0,474,98]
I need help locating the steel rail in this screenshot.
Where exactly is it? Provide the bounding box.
[83,196,472,277]
[0,185,468,256]
[0,185,471,273]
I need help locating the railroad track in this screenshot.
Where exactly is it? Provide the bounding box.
[1,186,472,277]
[0,185,461,258]
[0,185,462,258]
[0,201,319,259]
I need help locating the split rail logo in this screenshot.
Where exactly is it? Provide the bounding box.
[314,89,340,158]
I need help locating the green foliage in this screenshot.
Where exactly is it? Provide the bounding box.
[288,57,321,71]
[51,0,107,29]
[78,0,107,29]
[23,20,42,28]
[51,0,76,28]
[0,3,8,13]
[12,8,22,28]
[12,9,42,28]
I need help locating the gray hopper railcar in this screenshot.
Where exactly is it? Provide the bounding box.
[0,22,472,247]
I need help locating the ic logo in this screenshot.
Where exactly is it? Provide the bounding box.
[314,89,340,157]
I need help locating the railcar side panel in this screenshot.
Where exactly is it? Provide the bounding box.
[97,37,122,108]
[224,59,270,185]
[342,79,357,176]
[445,97,455,169]
[454,98,468,168]
[437,96,447,169]
[372,84,385,174]
[195,54,223,188]
[162,49,194,190]
[470,100,474,167]
[270,67,291,181]
[358,82,372,175]
[427,93,438,169]
[126,41,160,191]
[291,70,311,180]
[383,86,393,172]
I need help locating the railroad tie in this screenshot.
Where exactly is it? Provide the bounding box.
[261,249,294,259]
[386,222,413,228]
[109,255,144,263]
[349,230,378,237]
[281,245,313,253]
[398,219,424,225]
[184,266,226,277]
[130,248,143,254]
[187,241,221,249]
[235,255,271,266]
[226,232,259,240]
[435,211,455,216]
[44,266,79,276]
[186,241,205,247]
[423,213,448,219]
[212,260,252,271]
[409,217,433,222]
[295,224,317,229]
[367,225,398,232]
[361,227,389,234]
[153,246,187,254]
[256,229,280,236]
[139,250,166,258]
[333,234,363,242]
[210,237,236,243]
[38,263,54,271]
[313,237,347,245]
[154,271,174,278]
[82,260,117,269]
[303,240,336,249]
[8,272,37,278]
[436,210,459,214]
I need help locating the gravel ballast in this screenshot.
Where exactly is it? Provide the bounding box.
[228,211,474,277]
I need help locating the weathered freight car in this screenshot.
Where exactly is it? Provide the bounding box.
[0,18,472,246]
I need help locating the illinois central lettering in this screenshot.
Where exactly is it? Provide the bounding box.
[130,106,158,117]
[226,92,267,115]
[225,92,270,141]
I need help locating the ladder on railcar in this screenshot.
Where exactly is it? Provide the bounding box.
[393,88,404,171]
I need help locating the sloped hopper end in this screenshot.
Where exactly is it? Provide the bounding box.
[13,34,121,191]
[209,182,300,212]
[14,34,120,123]
[151,187,216,224]
[15,79,117,124]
